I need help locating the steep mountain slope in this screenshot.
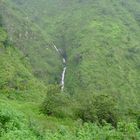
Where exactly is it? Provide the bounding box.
[0,0,62,85]
[0,14,46,103]
[9,0,140,115]
[0,0,140,139]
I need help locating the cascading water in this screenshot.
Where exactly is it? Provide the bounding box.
[61,66,66,91]
[53,45,59,53]
[53,45,66,91]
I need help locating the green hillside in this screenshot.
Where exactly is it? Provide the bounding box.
[0,0,140,139]
[0,0,62,85]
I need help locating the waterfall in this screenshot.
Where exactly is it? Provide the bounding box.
[53,45,59,52]
[60,67,66,91]
[53,45,66,91]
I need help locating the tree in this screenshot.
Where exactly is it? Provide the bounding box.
[41,84,73,118]
[76,94,118,127]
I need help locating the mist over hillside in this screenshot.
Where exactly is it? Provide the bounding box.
[0,0,140,139]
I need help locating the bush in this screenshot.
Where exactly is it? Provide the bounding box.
[43,122,140,140]
[0,103,40,139]
[76,94,118,126]
[42,84,73,118]
[0,27,7,43]
[42,89,118,126]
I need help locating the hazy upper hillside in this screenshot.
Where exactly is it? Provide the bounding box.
[0,0,62,85]
[7,0,140,108]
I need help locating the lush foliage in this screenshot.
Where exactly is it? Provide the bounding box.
[0,103,41,140]
[7,0,140,119]
[0,0,140,139]
[44,122,140,140]
[41,85,73,118]
[0,102,140,140]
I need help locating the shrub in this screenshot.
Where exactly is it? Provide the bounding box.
[0,103,40,139]
[42,90,118,126]
[43,122,140,140]
[0,27,7,43]
[76,94,118,126]
[42,84,73,118]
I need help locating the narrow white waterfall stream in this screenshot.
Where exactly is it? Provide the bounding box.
[53,45,59,53]
[63,58,66,64]
[61,66,66,91]
[53,45,66,91]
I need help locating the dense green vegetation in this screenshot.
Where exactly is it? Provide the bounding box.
[0,0,140,139]
[0,0,62,84]
[1,102,140,139]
